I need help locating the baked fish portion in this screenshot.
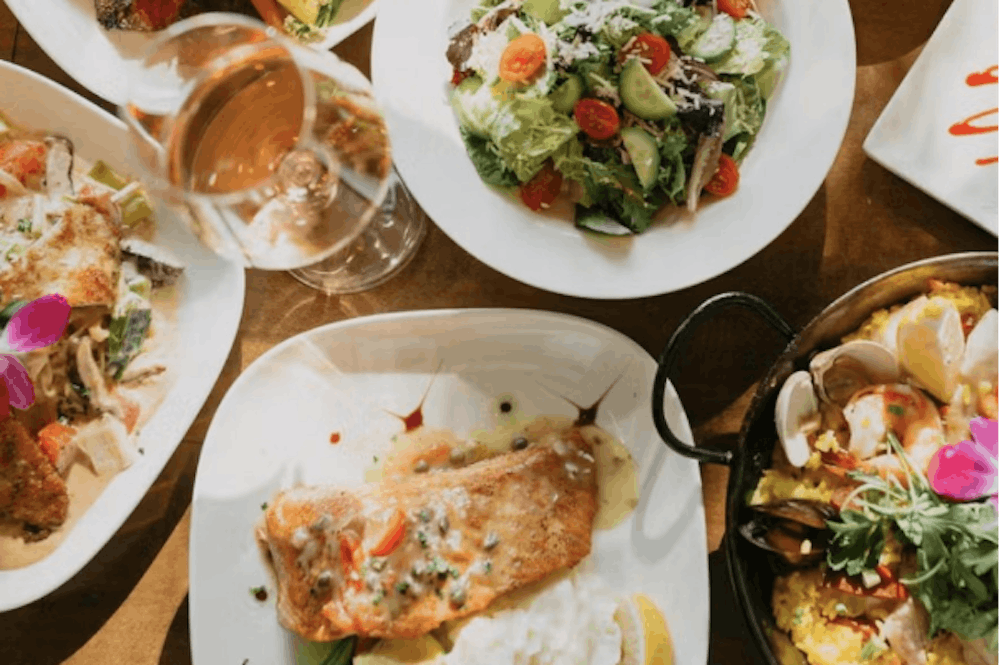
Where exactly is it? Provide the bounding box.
[258,427,598,641]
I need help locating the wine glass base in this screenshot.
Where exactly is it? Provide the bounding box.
[287,172,427,295]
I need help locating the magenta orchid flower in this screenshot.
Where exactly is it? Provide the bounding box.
[0,294,71,420]
[927,417,999,514]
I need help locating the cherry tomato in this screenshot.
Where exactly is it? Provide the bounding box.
[499,33,547,84]
[451,68,473,86]
[619,33,672,75]
[704,153,740,196]
[0,140,46,189]
[520,162,563,211]
[718,0,752,19]
[573,98,620,140]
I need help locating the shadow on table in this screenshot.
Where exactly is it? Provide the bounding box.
[160,595,191,665]
[707,543,770,665]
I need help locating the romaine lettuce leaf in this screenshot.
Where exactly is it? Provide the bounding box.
[722,76,766,160]
[460,128,520,187]
[450,76,497,138]
[656,126,688,204]
[493,97,579,182]
[649,1,701,39]
[713,17,789,78]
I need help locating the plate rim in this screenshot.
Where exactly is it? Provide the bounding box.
[371,0,858,300]
[0,59,247,611]
[187,306,708,663]
[4,0,379,105]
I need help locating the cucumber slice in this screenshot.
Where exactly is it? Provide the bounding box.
[549,75,584,114]
[620,127,661,190]
[689,14,736,62]
[619,59,677,121]
[575,206,634,236]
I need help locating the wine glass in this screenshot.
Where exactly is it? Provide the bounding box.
[120,13,426,294]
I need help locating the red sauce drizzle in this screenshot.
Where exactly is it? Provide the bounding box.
[949,65,998,165]
[388,363,443,433]
[329,432,341,444]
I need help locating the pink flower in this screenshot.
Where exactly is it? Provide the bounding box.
[0,355,34,420]
[927,417,999,513]
[4,294,70,352]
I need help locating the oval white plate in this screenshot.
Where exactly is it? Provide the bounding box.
[0,61,245,611]
[4,0,378,106]
[372,0,856,299]
[189,308,709,665]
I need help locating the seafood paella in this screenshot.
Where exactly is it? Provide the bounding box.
[745,280,999,665]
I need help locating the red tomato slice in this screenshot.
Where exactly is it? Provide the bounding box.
[619,33,672,75]
[718,0,752,19]
[451,69,473,86]
[520,162,563,211]
[573,98,620,140]
[704,153,740,196]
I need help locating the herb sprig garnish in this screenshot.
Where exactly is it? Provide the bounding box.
[825,434,999,649]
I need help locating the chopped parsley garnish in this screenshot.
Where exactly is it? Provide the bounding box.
[449,566,460,579]
[826,434,999,647]
[313,0,344,27]
[261,502,268,511]
[792,607,804,625]
[16,218,31,233]
[418,509,431,523]
[372,455,379,463]
[395,581,410,594]
[372,588,385,605]
[483,560,493,574]
[417,531,429,548]
[859,636,886,661]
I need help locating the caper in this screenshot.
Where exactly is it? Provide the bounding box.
[316,570,333,587]
[414,459,430,473]
[511,436,529,451]
[449,447,466,464]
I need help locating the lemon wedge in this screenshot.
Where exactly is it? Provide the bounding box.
[353,635,444,665]
[614,593,675,665]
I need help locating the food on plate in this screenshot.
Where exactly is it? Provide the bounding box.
[743,280,999,665]
[93,0,258,31]
[446,0,790,234]
[277,0,374,43]
[256,409,667,662]
[0,111,184,565]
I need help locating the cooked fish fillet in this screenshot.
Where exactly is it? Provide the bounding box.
[0,202,120,307]
[0,418,68,541]
[259,427,598,641]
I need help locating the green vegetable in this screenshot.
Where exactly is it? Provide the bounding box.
[314,0,345,28]
[107,308,152,381]
[521,0,566,25]
[621,127,661,190]
[548,75,584,114]
[120,191,154,227]
[713,16,790,78]
[718,76,766,159]
[619,58,677,121]
[450,76,494,138]
[688,14,736,62]
[647,0,701,38]
[493,97,579,183]
[459,129,519,188]
[87,160,129,190]
[825,434,999,648]
[318,636,357,665]
[16,218,31,234]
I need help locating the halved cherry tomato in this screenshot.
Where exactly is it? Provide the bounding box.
[704,153,740,196]
[718,0,753,19]
[573,98,620,140]
[499,33,547,83]
[369,508,406,557]
[38,422,78,468]
[519,161,563,211]
[618,33,672,75]
[451,68,473,86]
[829,572,909,601]
[0,140,46,188]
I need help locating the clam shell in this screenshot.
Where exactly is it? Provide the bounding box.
[774,370,818,468]
[961,308,998,385]
[896,297,965,403]
[809,339,899,407]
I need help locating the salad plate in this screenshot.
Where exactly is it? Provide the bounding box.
[188,308,709,664]
[3,0,378,106]
[0,60,245,611]
[372,0,856,299]
[863,0,998,236]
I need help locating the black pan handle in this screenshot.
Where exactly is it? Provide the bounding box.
[652,292,796,466]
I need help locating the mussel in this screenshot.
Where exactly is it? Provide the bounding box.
[738,499,838,566]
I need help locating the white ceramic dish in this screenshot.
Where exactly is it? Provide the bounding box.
[0,61,245,611]
[188,309,709,664]
[3,0,378,106]
[371,0,856,299]
[863,0,998,236]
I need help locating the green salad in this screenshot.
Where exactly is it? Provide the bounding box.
[446,0,790,234]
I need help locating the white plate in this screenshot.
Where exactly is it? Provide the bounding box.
[863,0,998,236]
[189,308,709,664]
[3,0,378,106]
[371,0,856,299]
[0,61,245,611]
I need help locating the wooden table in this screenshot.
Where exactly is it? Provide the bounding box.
[0,1,995,663]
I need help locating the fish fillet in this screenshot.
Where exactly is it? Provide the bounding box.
[259,426,598,641]
[0,418,68,541]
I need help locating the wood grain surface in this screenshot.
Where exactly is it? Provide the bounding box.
[0,2,995,663]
